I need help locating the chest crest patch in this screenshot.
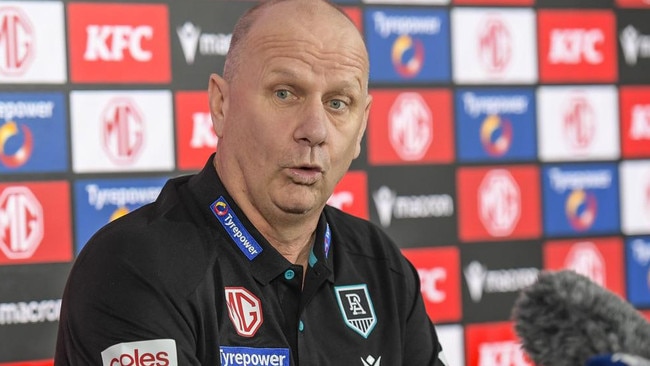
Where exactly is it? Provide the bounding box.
[334,284,377,338]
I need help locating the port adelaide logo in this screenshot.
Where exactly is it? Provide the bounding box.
[335,284,377,338]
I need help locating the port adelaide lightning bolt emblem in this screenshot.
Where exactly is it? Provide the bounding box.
[334,284,377,338]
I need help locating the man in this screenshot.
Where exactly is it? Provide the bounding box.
[55,0,448,365]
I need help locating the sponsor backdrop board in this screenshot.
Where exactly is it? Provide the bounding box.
[1,0,649,364]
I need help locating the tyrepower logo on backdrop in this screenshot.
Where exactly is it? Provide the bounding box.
[457,166,541,242]
[328,170,369,220]
[538,10,617,83]
[620,160,650,235]
[465,322,532,366]
[368,89,453,165]
[452,8,537,84]
[626,237,650,308]
[402,246,461,322]
[542,164,619,237]
[0,93,67,173]
[74,178,167,253]
[545,237,625,297]
[365,8,450,83]
[620,87,650,158]
[68,3,170,83]
[0,182,72,265]
[455,88,536,163]
[70,91,174,173]
[175,91,216,170]
[537,86,619,162]
[0,2,66,84]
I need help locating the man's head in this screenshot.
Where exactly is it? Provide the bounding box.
[209,0,371,228]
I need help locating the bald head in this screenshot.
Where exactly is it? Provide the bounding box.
[223,0,367,83]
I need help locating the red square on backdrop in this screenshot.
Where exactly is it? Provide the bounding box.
[620,87,650,158]
[328,170,369,220]
[175,91,216,171]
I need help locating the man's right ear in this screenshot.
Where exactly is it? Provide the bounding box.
[208,73,229,138]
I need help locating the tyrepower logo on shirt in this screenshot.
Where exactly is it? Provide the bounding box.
[0,182,72,265]
[368,89,453,165]
[537,86,619,162]
[457,166,541,242]
[0,2,66,84]
[67,3,170,83]
[465,322,532,366]
[538,10,617,83]
[620,160,650,235]
[544,237,625,298]
[70,91,174,173]
[620,87,650,158]
[220,346,290,366]
[451,8,537,84]
[328,170,369,219]
[542,164,619,237]
[402,246,461,322]
[101,339,177,366]
[174,91,216,171]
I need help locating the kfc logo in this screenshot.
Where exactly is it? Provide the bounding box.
[328,171,369,219]
[621,87,650,158]
[0,186,43,259]
[538,10,616,82]
[563,96,595,151]
[0,6,33,76]
[225,287,263,337]
[478,170,520,237]
[478,17,511,73]
[631,104,650,140]
[477,341,530,366]
[465,322,533,366]
[389,93,433,161]
[68,3,170,83]
[175,91,216,170]
[102,98,144,165]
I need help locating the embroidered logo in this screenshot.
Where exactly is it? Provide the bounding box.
[335,284,377,338]
[225,287,263,337]
[324,223,331,258]
[211,196,262,260]
[361,355,382,366]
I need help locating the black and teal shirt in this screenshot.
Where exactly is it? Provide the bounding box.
[55,156,447,366]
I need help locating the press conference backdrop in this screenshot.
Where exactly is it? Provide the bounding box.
[1,0,650,364]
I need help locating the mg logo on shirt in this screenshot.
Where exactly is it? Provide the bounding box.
[225,287,263,337]
[335,284,377,338]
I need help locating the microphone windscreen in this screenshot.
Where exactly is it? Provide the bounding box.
[511,270,650,366]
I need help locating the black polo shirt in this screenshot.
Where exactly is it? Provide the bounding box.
[55,156,447,366]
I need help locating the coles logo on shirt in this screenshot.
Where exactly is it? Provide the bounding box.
[67,3,170,83]
[465,321,532,366]
[328,170,369,219]
[457,166,541,242]
[175,91,217,171]
[402,246,461,323]
[101,339,178,366]
[538,10,617,83]
[620,87,650,158]
[0,182,72,265]
[368,89,453,165]
[544,237,625,298]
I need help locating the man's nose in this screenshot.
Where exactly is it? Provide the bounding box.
[294,98,328,147]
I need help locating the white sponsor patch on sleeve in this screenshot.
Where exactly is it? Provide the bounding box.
[101,339,177,366]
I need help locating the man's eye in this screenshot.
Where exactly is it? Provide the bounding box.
[275,90,291,99]
[329,99,347,110]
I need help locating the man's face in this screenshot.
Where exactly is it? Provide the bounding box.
[217,4,371,220]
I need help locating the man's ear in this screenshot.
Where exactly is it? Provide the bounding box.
[208,73,229,138]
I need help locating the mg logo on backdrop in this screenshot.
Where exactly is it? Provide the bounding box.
[102,98,144,165]
[563,95,595,151]
[0,6,33,76]
[389,93,433,161]
[478,17,511,73]
[225,287,263,337]
[478,170,520,237]
[0,186,42,259]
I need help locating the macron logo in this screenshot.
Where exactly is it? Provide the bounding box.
[101,339,177,366]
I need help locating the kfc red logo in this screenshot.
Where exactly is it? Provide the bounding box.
[563,95,595,151]
[465,322,532,366]
[458,166,541,242]
[175,91,217,170]
[538,10,617,82]
[68,3,170,83]
[402,247,461,322]
[620,87,650,158]
[225,287,263,337]
[328,171,368,219]
[0,6,34,76]
[0,186,43,259]
[478,17,511,73]
[102,98,145,165]
[368,89,453,165]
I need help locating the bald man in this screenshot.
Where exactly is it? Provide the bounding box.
[55,1,447,365]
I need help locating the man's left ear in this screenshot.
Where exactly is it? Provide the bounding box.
[208,73,229,138]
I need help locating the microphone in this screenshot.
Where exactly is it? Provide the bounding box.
[511,270,650,366]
